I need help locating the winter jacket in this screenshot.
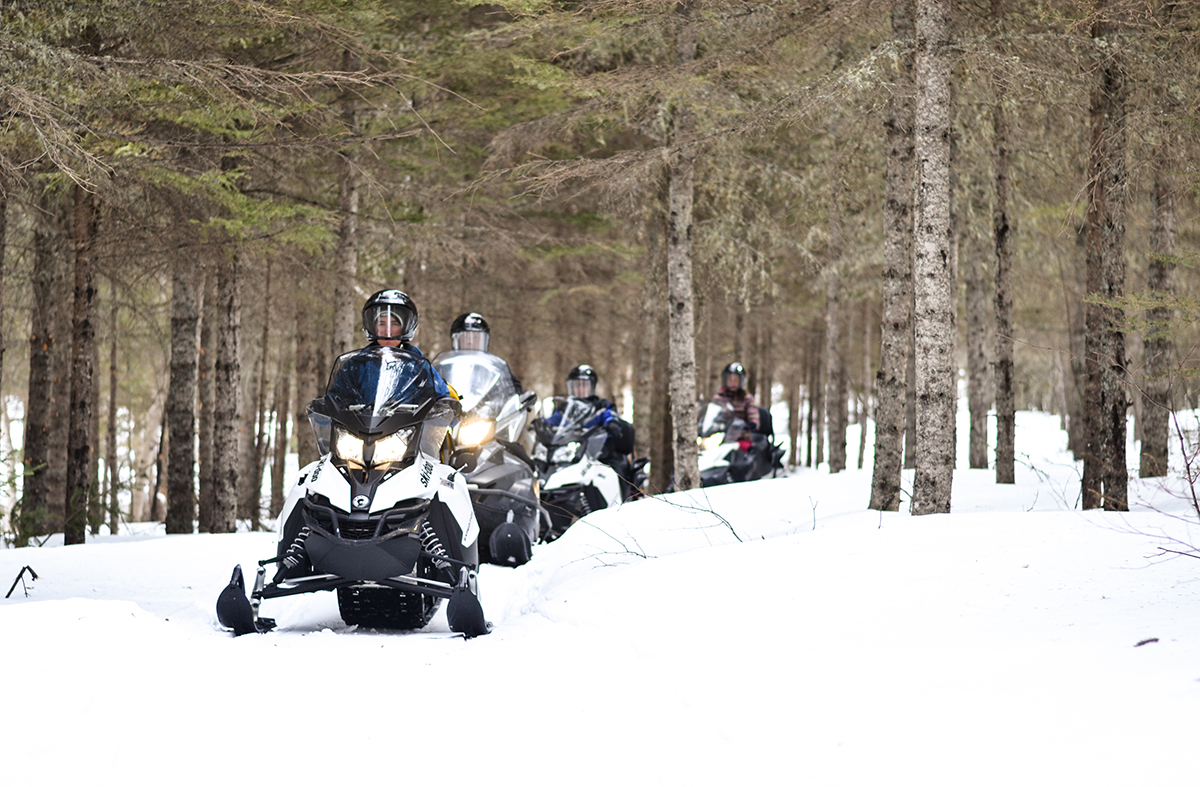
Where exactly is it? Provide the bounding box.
[711,386,760,431]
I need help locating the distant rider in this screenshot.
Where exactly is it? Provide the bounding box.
[433,312,524,394]
[547,364,636,495]
[711,361,760,450]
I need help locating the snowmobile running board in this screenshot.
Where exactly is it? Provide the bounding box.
[216,563,491,638]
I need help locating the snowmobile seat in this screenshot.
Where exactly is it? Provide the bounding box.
[755,407,774,438]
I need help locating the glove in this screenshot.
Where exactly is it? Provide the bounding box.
[605,419,622,438]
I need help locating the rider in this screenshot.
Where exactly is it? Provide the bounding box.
[324,289,458,457]
[548,364,636,494]
[437,312,524,394]
[711,361,760,450]
[282,290,457,583]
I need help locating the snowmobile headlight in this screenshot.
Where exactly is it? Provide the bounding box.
[372,429,413,466]
[699,433,725,451]
[456,418,495,448]
[550,441,581,463]
[335,428,366,466]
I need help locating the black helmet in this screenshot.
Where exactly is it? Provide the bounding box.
[362,289,418,343]
[450,312,490,352]
[722,362,747,391]
[566,364,597,398]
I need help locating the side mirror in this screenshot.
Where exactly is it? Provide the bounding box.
[519,390,537,411]
[451,445,480,474]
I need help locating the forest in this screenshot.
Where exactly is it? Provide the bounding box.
[0,0,1196,546]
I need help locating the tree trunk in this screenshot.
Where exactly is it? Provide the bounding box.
[787,367,801,468]
[243,261,272,530]
[650,304,673,494]
[993,80,1016,483]
[635,220,662,462]
[197,268,216,532]
[911,0,956,515]
[294,287,327,469]
[149,408,167,522]
[868,0,912,503]
[965,172,992,471]
[20,182,71,543]
[106,295,119,532]
[330,50,362,362]
[825,117,847,475]
[858,300,871,470]
[665,10,699,492]
[1082,3,1129,511]
[211,253,242,533]
[65,185,99,545]
[270,343,292,518]
[166,251,200,534]
[1139,146,1175,477]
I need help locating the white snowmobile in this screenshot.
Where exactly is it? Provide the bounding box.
[433,349,543,566]
[216,345,491,638]
[697,401,785,487]
[531,396,638,540]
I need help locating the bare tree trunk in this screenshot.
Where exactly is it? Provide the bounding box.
[65,185,99,544]
[635,220,662,462]
[20,182,71,543]
[665,9,699,492]
[106,294,119,532]
[825,116,847,475]
[149,409,167,522]
[878,0,916,488]
[1082,2,1129,511]
[650,304,673,494]
[197,268,216,532]
[211,253,242,532]
[0,188,5,432]
[243,261,272,530]
[330,50,362,361]
[270,343,292,518]
[858,300,871,470]
[787,367,801,468]
[911,0,956,515]
[811,323,825,467]
[965,172,992,471]
[165,253,199,534]
[1139,144,1175,477]
[993,73,1016,483]
[294,284,328,469]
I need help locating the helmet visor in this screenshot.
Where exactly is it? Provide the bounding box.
[566,378,593,398]
[364,304,414,341]
[452,331,489,352]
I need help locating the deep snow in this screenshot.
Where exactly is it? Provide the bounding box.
[3,410,1199,786]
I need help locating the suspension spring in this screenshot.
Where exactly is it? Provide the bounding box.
[281,525,311,571]
[419,522,451,571]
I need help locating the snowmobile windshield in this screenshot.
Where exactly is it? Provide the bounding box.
[700,402,746,442]
[433,351,515,417]
[325,345,434,417]
[540,396,597,445]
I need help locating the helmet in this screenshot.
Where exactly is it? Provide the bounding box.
[362,289,418,343]
[722,362,747,391]
[450,312,490,352]
[566,364,597,398]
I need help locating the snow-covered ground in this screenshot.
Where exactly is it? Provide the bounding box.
[3,410,1199,786]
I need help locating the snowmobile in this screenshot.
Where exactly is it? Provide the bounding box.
[216,345,491,638]
[531,397,640,540]
[432,350,544,566]
[697,401,785,487]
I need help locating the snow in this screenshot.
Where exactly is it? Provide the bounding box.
[3,410,1199,786]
